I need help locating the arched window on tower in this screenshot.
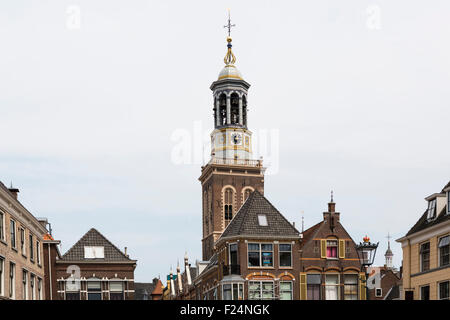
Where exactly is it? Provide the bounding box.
[242,95,247,127]
[242,187,254,204]
[230,93,239,125]
[203,191,208,234]
[219,94,227,126]
[224,188,235,226]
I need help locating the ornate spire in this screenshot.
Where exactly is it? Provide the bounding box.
[223,11,236,66]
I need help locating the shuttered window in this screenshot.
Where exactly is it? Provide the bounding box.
[299,273,307,300]
[339,240,345,259]
[320,240,327,259]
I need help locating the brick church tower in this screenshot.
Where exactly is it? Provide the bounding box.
[199,30,265,261]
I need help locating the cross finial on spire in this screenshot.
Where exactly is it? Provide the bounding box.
[386,232,392,248]
[224,9,236,37]
[331,190,334,202]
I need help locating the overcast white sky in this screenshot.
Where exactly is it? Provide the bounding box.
[0,1,449,282]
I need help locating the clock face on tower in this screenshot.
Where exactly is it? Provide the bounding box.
[231,133,242,145]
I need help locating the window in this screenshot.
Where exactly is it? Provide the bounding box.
[326,240,338,258]
[447,192,450,214]
[427,199,437,220]
[87,280,102,300]
[37,278,42,300]
[20,228,26,255]
[325,274,339,300]
[248,281,274,300]
[438,236,449,267]
[65,279,80,300]
[222,283,243,300]
[307,274,321,300]
[439,281,449,300]
[22,269,28,300]
[243,188,252,202]
[30,274,35,300]
[10,220,16,248]
[9,262,15,299]
[0,211,4,241]
[247,243,273,267]
[420,285,430,300]
[224,188,234,225]
[257,214,268,226]
[229,243,238,266]
[36,241,41,265]
[0,257,4,296]
[420,242,430,272]
[375,288,382,297]
[280,281,293,300]
[344,274,358,300]
[279,244,292,267]
[110,281,124,300]
[29,234,34,261]
[84,246,104,259]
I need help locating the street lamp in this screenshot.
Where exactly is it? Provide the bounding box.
[355,235,379,300]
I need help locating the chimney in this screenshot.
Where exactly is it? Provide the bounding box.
[8,188,19,200]
[124,247,129,258]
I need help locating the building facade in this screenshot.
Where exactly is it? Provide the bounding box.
[396,181,450,300]
[0,183,47,300]
[48,228,137,300]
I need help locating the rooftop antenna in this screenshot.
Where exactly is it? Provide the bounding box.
[301,210,304,233]
[224,9,236,37]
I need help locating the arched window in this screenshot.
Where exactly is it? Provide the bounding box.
[242,95,247,127]
[230,93,239,124]
[203,191,208,233]
[224,188,235,225]
[242,187,254,204]
[219,94,227,126]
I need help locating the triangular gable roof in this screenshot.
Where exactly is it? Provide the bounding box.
[299,221,323,249]
[61,228,132,262]
[219,190,300,241]
[151,279,164,296]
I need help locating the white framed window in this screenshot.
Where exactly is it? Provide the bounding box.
[439,281,449,300]
[279,281,293,300]
[30,274,35,300]
[326,240,338,259]
[29,234,34,261]
[37,278,42,300]
[9,262,15,299]
[426,199,437,220]
[84,246,104,259]
[36,240,41,265]
[325,274,339,300]
[344,274,358,300]
[375,288,382,297]
[0,211,4,241]
[307,274,321,300]
[420,285,430,300]
[257,214,268,226]
[22,269,28,300]
[0,256,4,297]
[10,219,16,249]
[248,243,273,267]
[420,242,430,272]
[248,281,274,300]
[279,243,292,267]
[110,281,124,300]
[87,279,102,300]
[222,282,243,300]
[438,235,450,267]
[224,187,235,225]
[20,228,26,256]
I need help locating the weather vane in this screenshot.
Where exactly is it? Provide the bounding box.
[224,9,235,37]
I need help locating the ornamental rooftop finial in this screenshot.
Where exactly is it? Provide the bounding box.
[223,10,236,66]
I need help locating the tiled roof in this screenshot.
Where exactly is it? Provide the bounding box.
[406,206,449,236]
[219,190,300,240]
[151,279,164,296]
[61,228,132,262]
[43,233,54,241]
[442,181,450,192]
[299,221,323,249]
[134,282,156,300]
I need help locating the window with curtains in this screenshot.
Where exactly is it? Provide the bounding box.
[110,281,124,300]
[325,274,339,300]
[9,262,15,299]
[0,257,4,297]
[438,236,449,267]
[279,244,292,267]
[248,243,273,267]
[279,281,293,300]
[248,281,274,300]
[224,188,234,225]
[420,242,430,272]
[344,274,358,300]
[10,220,16,249]
[307,274,321,300]
[326,240,338,258]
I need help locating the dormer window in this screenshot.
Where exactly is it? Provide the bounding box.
[257,214,268,226]
[84,246,105,259]
[426,199,437,220]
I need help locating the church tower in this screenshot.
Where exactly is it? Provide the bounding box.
[384,233,394,269]
[199,19,265,261]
